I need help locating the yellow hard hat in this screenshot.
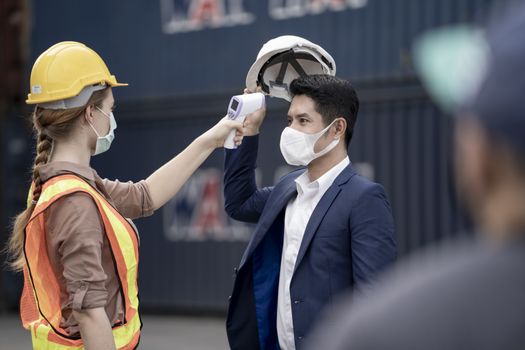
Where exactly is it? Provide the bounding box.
[26,41,127,106]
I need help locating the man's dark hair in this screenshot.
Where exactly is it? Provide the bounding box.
[290,74,359,148]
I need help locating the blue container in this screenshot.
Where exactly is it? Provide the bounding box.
[3,0,494,311]
[29,0,496,100]
[77,88,469,311]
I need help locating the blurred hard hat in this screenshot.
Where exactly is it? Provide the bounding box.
[413,26,489,114]
[26,41,127,108]
[246,35,336,101]
[414,1,525,156]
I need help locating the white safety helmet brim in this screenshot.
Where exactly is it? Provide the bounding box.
[246,35,336,101]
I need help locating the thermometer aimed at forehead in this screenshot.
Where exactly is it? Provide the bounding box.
[224,92,265,149]
[227,92,265,119]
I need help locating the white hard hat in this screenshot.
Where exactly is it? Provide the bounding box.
[246,35,336,101]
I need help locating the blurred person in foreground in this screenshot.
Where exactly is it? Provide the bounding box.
[6,41,243,350]
[305,3,525,350]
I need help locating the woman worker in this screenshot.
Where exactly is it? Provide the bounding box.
[6,41,243,350]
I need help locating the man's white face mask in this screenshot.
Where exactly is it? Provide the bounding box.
[279,120,340,166]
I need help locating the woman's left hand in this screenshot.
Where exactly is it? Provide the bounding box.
[201,116,244,149]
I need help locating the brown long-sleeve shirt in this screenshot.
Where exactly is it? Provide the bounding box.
[39,161,154,337]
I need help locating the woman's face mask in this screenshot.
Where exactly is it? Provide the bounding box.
[279,119,340,166]
[89,106,117,156]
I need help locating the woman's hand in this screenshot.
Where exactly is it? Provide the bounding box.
[242,87,267,136]
[200,116,244,149]
[73,307,116,350]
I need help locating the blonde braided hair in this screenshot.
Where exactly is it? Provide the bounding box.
[7,88,108,271]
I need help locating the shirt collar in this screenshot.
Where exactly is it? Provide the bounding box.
[38,161,99,183]
[295,171,316,196]
[295,157,350,195]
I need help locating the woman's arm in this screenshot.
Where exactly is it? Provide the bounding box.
[146,117,243,210]
[73,307,116,350]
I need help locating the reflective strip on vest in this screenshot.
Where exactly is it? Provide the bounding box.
[21,175,141,349]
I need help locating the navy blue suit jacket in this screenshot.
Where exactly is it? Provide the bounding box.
[224,136,396,350]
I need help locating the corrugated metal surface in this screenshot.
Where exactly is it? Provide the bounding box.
[28,0,496,100]
[82,86,470,311]
[1,0,499,311]
[1,0,30,312]
[351,96,471,254]
[91,115,253,311]
[0,90,470,312]
[2,116,33,310]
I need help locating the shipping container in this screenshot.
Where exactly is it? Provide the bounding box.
[1,115,33,311]
[80,85,469,311]
[0,0,30,312]
[2,0,500,311]
[28,0,496,100]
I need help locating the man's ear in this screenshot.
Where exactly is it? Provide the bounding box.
[468,122,502,194]
[455,118,497,210]
[334,118,347,139]
[482,137,512,193]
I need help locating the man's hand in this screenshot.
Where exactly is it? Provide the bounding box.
[243,87,267,136]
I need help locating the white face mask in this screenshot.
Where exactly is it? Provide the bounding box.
[89,106,117,156]
[279,120,340,166]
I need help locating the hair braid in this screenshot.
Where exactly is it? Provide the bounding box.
[6,88,109,272]
[31,132,53,203]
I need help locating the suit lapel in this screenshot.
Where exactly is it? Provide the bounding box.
[240,177,298,268]
[293,186,341,273]
[293,164,357,274]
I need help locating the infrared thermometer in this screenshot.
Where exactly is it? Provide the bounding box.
[224,92,265,149]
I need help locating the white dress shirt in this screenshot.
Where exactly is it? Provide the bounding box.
[277,157,350,350]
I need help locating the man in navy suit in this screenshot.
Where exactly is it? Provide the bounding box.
[223,75,397,350]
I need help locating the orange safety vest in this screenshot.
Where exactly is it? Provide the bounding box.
[20,174,142,349]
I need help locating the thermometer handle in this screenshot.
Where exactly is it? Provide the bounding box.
[224,115,246,149]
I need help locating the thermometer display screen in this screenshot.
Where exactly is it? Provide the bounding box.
[231,99,239,111]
